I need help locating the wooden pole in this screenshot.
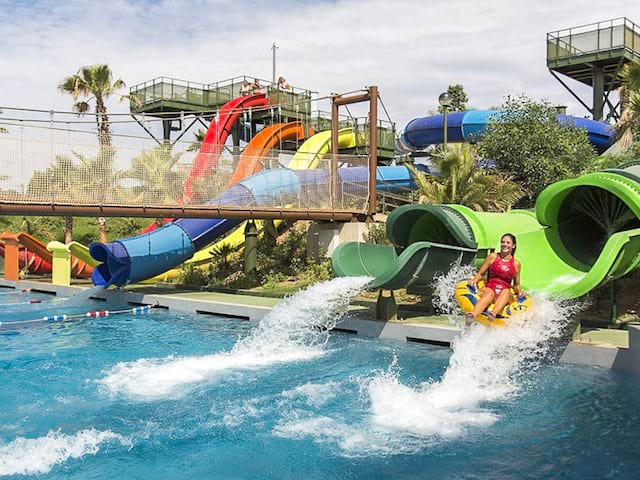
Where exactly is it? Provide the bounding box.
[368,86,378,218]
[331,95,339,209]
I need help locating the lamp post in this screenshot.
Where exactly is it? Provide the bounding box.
[438,91,452,150]
[271,42,278,85]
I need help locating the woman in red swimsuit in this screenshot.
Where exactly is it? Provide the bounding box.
[465,233,522,325]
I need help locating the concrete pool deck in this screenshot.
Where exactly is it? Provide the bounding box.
[2,278,639,375]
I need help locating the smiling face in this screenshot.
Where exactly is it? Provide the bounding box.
[500,235,516,255]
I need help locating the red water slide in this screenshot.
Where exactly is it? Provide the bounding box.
[183,93,268,201]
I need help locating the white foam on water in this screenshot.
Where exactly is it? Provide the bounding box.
[98,277,372,401]
[273,408,436,458]
[0,429,130,476]
[99,348,320,401]
[277,268,584,456]
[281,381,340,407]
[219,399,264,428]
[275,300,579,458]
[273,414,369,449]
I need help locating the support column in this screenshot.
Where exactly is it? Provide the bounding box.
[609,279,617,326]
[231,120,241,171]
[1,233,20,281]
[376,290,397,321]
[47,241,71,286]
[244,220,258,277]
[592,65,605,121]
[162,119,172,143]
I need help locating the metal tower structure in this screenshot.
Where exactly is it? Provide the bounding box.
[127,75,314,145]
[547,17,640,121]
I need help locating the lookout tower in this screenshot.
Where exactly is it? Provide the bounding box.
[547,17,640,121]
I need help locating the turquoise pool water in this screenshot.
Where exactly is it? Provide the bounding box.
[0,280,639,479]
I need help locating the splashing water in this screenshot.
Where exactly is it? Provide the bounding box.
[233,276,373,356]
[366,268,585,441]
[0,429,130,476]
[432,264,477,321]
[98,277,372,400]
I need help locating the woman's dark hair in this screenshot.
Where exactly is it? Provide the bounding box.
[502,233,517,256]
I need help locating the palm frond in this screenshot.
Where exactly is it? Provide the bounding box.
[73,101,90,115]
[407,144,522,211]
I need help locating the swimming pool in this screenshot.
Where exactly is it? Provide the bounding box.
[0,279,639,479]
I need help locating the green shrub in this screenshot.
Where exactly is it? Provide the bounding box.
[178,263,210,286]
[363,222,391,245]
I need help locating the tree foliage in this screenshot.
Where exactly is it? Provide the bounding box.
[477,95,597,205]
[615,62,640,149]
[409,143,522,211]
[437,84,468,113]
[0,216,149,245]
[122,145,185,204]
[589,142,640,172]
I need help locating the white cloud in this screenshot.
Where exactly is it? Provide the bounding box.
[1,0,639,127]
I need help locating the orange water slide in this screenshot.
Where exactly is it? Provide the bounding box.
[15,232,93,278]
[229,121,313,185]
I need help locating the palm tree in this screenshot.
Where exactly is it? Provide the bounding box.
[18,216,59,239]
[122,145,185,225]
[615,62,640,149]
[58,64,128,146]
[408,143,522,212]
[58,64,130,243]
[124,145,185,203]
[210,243,236,278]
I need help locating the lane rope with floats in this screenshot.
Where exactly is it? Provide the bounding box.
[0,304,157,327]
[0,289,72,306]
[0,288,30,295]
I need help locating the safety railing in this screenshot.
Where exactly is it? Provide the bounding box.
[129,75,317,113]
[547,17,640,62]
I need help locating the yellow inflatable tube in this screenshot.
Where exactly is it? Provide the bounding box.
[454,280,532,327]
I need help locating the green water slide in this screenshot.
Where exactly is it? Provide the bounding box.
[332,163,640,298]
[332,204,477,293]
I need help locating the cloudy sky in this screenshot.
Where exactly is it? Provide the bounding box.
[1,0,639,130]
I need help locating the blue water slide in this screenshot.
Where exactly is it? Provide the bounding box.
[400,110,615,153]
[90,165,416,287]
